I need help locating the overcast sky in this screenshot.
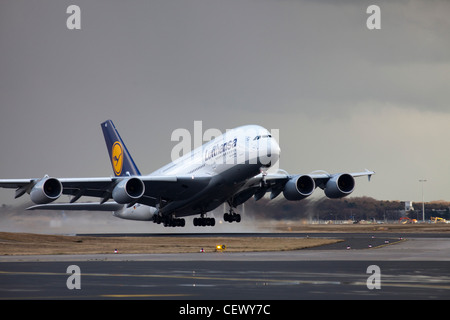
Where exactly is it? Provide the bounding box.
[1,0,450,206]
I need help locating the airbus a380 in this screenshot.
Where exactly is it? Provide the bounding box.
[0,120,374,227]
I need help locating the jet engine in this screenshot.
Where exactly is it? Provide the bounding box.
[30,177,63,204]
[112,177,145,204]
[324,173,355,198]
[283,175,315,201]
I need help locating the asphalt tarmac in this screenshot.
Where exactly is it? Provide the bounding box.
[1,233,449,301]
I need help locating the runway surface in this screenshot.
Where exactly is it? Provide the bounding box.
[1,233,450,300]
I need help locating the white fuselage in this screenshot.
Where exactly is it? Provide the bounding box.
[116,125,280,220]
[154,125,280,177]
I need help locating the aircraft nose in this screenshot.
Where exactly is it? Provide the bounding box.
[273,139,280,155]
[270,138,281,162]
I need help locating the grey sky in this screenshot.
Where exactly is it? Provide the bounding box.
[1,0,450,205]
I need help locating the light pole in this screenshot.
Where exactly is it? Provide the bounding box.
[419,179,427,222]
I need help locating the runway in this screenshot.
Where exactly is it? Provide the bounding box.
[1,233,450,301]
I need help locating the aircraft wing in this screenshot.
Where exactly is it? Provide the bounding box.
[0,175,212,207]
[307,169,375,188]
[27,202,124,211]
[60,175,211,202]
[231,169,374,206]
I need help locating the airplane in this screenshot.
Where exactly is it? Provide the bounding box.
[0,120,374,227]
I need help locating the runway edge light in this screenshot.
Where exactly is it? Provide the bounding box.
[216,244,226,252]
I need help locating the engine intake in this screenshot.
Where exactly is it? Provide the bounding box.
[283,175,315,201]
[30,177,63,204]
[112,177,145,204]
[324,173,355,198]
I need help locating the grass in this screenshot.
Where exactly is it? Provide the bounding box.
[0,232,341,255]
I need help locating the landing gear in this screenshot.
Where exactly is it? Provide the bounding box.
[193,217,216,227]
[152,214,185,227]
[224,200,241,223]
[224,212,241,223]
[165,218,185,227]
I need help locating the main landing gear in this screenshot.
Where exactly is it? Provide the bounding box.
[152,203,242,227]
[223,211,241,223]
[193,216,216,227]
[152,214,185,227]
[223,202,241,223]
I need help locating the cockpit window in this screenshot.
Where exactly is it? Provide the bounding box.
[253,135,272,140]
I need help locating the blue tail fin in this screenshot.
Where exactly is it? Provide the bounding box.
[101,120,141,177]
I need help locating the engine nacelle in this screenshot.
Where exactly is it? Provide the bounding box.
[283,175,315,201]
[112,177,145,204]
[324,173,355,199]
[30,177,63,204]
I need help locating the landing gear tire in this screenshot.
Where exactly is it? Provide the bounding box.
[153,214,185,227]
[163,218,185,227]
[193,217,216,227]
[224,212,241,223]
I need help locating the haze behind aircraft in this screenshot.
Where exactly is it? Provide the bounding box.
[0,120,374,227]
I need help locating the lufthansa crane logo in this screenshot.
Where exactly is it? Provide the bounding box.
[112,141,123,176]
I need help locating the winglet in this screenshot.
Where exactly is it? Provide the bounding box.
[365,169,374,182]
[101,120,141,177]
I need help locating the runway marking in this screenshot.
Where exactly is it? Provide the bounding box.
[0,294,194,300]
[2,269,450,292]
[100,294,192,298]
